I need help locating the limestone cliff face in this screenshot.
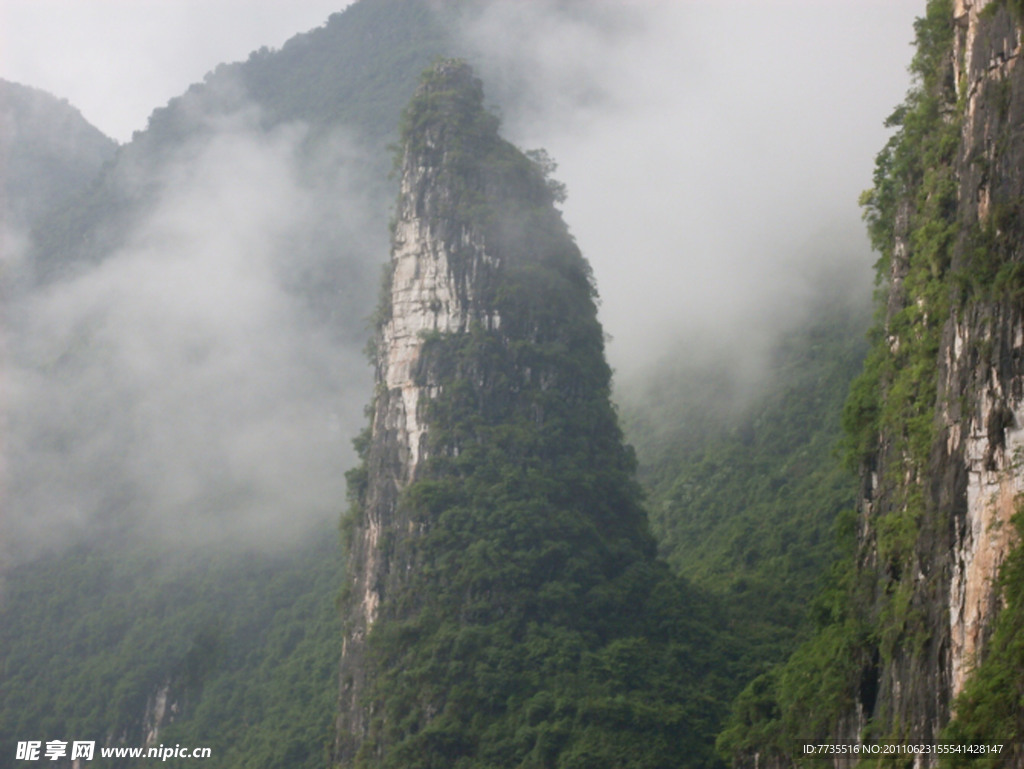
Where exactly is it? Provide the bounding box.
[333,60,695,769]
[729,4,1024,765]
[335,61,503,759]
[945,0,1024,700]
[836,0,1024,754]
[344,64,501,631]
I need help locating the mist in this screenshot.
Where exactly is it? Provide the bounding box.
[3,105,381,563]
[457,0,920,382]
[2,0,926,565]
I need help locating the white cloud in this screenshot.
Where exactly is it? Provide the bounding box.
[459,0,921,373]
[0,0,929,563]
[4,105,379,560]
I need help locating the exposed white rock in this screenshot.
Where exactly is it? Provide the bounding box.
[378,175,498,479]
[142,680,177,748]
[353,159,500,632]
[949,318,1024,697]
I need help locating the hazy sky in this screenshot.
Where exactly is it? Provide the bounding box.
[0,0,354,142]
[2,1,922,147]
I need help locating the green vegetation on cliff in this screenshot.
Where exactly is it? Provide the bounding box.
[721,0,1024,760]
[1,6,453,763]
[14,2,1002,767]
[341,62,733,769]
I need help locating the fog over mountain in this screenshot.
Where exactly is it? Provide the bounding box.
[1,0,921,565]
[5,4,988,764]
[455,1,921,376]
[4,107,382,561]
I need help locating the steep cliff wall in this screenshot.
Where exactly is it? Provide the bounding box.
[724,0,1024,764]
[852,0,1024,749]
[943,0,1024,702]
[336,60,728,769]
[336,60,507,753]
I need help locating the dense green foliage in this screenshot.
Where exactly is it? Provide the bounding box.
[343,63,734,769]
[621,292,869,678]
[849,0,958,488]
[715,506,872,761]
[3,6,457,759]
[0,533,343,769]
[18,2,1005,767]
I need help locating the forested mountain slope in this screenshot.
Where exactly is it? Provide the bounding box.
[620,284,871,681]
[0,533,343,769]
[1,1,912,767]
[1,2,452,766]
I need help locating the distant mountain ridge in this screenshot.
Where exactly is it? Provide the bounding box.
[27,0,452,285]
[0,79,116,232]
